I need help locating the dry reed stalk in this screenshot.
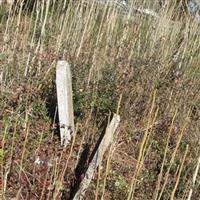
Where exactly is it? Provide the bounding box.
[52,127,77,199]
[153,109,178,200]
[19,124,30,179]
[101,141,114,200]
[3,117,18,193]
[170,145,189,200]
[157,122,188,200]
[1,124,9,194]
[127,90,158,200]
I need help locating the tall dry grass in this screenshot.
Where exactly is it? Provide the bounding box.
[0,0,200,199]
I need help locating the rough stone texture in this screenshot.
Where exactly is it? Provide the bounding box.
[56,61,74,146]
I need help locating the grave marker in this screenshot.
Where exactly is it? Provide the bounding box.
[73,114,120,199]
[56,60,74,145]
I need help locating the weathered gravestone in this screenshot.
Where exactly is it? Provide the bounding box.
[56,60,74,145]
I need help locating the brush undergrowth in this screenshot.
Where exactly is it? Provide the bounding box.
[0,0,200,199]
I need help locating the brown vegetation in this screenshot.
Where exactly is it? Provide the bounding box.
[0,0,200,199]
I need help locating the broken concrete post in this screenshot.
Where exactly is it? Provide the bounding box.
[56,60,74,145]
[73,114,120,200]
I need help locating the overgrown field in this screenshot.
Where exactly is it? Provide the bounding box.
[0,0,200,199]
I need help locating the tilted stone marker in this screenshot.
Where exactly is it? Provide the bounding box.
[56,60,74,145]
[73,114,120,200]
